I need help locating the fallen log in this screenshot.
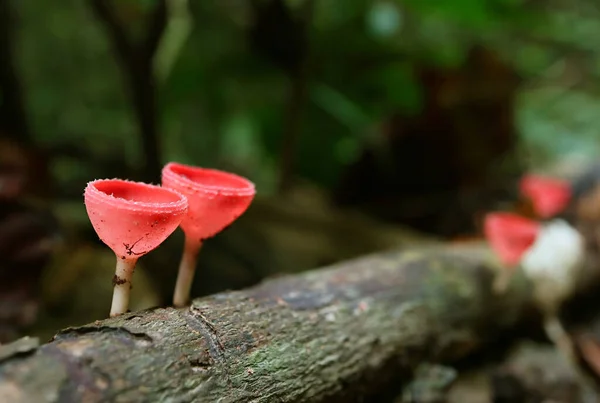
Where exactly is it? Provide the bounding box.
[0,244,532,403]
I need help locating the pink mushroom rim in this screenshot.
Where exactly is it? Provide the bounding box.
[162,162,256,197]
[519,174,572,218]
[85,179,188,213]
[161,162,256,243]
[84,179,188,258]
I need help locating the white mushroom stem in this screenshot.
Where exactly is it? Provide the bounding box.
[110,258,137,317]
[520,220,598,393]
[173,238,202,307]
[520,219,584,316]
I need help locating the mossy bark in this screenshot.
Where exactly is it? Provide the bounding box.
[0,244,530,403]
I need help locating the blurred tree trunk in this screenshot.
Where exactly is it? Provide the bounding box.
[0,0,30,143]
[248,0,313,194]
[89,0,167,182]
[334,46,524,238]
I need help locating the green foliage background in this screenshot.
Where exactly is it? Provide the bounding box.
[14,0,600,192]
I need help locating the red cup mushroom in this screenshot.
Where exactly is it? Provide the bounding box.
[484,211,585,311]
[483,211,541,294]
[519,174,571,218]
[484,211,588,386]
[483,212,540,267]
[161,162,256,307]
[84,179,188,316]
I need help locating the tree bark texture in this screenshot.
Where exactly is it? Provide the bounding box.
[0,244,532,403]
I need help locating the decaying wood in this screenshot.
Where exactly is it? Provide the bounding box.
[0,244,532,403]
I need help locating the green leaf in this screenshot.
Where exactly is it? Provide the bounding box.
[310,84,372,130]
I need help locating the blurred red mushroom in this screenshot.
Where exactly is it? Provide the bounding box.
[519,174,571,219]
[162,162,256,307]
[484,212,540,267]
[484,212,583,312]
[84,179,188,316]
[484,210,591,387]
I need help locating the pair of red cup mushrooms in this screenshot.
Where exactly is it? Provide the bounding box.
[84,162,256,317]
[484,174,575,308]
[483,174,597,389]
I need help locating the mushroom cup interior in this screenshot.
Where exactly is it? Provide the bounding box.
[93,180,184,204]
[169,164,254,192]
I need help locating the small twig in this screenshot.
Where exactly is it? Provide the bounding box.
[187,305,225,360]
[543,315,600,395]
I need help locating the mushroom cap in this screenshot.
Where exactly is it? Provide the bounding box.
[84,179,188,259]
[161,162,256,245]
[519,174,571,218]
[484,212,540,267]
